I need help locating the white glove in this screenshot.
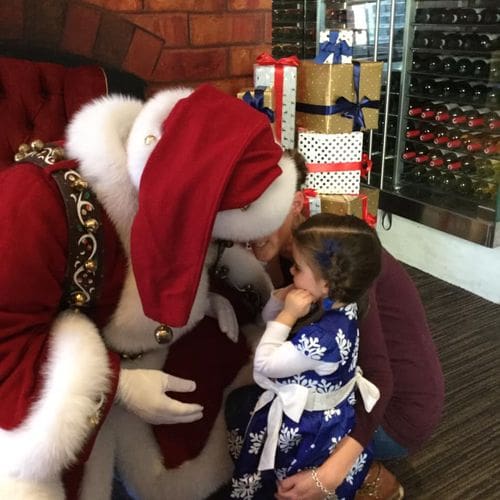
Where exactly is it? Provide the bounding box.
[116,369,204,425]
[207,291,239,342]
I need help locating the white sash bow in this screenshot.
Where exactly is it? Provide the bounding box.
[254,367,379,471]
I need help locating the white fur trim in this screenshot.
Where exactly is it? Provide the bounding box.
[213,152,297,241]
[0,311,112,480]
[126,87,194,189]
[65,95,144,251]
[0,476,64,500]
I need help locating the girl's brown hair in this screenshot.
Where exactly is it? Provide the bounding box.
[292,213,382,317]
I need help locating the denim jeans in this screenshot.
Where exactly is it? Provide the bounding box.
[372,425,409,460]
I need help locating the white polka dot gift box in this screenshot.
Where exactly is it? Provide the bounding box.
[299,131,364,195]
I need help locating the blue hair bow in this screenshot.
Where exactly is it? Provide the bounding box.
[242,88,275,123]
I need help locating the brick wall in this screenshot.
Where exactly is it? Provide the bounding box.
[0,0,272,96]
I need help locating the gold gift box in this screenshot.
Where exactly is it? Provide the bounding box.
[237,86,275,112]
[296,60,383,134]
[316,186,379,223]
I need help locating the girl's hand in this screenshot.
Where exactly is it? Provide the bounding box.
[283,288,314,319]
[273,284,294,302]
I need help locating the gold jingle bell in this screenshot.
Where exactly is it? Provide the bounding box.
[154,324,173,344]
[31,139,44,151]
[52,146,65,161]
[84,218,100,232]
[71,292,88,307]
[71,177,89,191]
[18,143,31,154]
[84,259,97,272]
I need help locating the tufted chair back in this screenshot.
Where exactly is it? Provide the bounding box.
[0,56,108,169]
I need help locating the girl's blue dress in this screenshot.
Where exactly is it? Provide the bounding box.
[228,301,374,500]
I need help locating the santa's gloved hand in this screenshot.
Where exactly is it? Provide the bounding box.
[116,369,203,424]
[207,292,239,343]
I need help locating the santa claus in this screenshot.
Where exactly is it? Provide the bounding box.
[0,84,298,499]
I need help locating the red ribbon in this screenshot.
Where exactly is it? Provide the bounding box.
[307,152,373,179]
[255,53,300,144]
[360,193,377,227]
[301,188,318,218]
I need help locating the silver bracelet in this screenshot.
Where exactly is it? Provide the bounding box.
[311,467,338,500]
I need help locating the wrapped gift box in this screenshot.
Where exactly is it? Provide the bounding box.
[236,86,275,119]
[315,30,353,64]
[299,131,364,194]
[304,185,379,228]
[296,59,383,133]
[254,54,298,149]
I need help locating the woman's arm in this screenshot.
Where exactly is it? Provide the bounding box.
[276,435,363,499]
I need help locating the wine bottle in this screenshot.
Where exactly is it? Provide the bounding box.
[432,125,452,145]
[474,159,500,178]
[409,165,428,183]
[422,79,445,97]
[472,59,490,78]
[401,142,418,161]
[442,57,458,75]
[439,171,457,191]
[465,133,493,152]
[435,104,461,122]
[444,33,463,50]
[471,83,489,104]
[454,81,473,101]
[429,151,458,168]
[472,180,497,201]
[419,124,437,142]
[414,8,430,23]
[426,56,443,73]
[489,119,500,131]
[447,132,480,149]
[450,105,475,125]
[461,34,480,51]
[413,31,433,49]
[420,101,444,119]
[467,110,498,128]
[441,9,459,24]
[408,99,427,117]
[456,58,473,76]
[423,168,443,187]
[405,121,423,139]
[485,87,500,108]
[457,9,480,24]
[455,176,474,196]
[478,34,499,51]
[428,9,446,24]
[460,155,478,175]
[479,8,500,25]
[483,138,500,155]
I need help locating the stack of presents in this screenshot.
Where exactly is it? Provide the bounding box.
[236,29,381,227]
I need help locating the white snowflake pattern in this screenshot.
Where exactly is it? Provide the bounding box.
[316,378,342,393]
[335,329,352,365]
[231,472,262,499]
[328,434,342,453]
[280,374,318,389]
[279,425,302,453]
[349,333,360,373]
[275,467,289,481]
[227,429,244,460]
[297,334,327,360]
[248,430,265,455]
[342,302,358,320]
[345,452,368,485]
[324,408,341,421]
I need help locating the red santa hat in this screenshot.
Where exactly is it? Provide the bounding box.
[130,84,284,327]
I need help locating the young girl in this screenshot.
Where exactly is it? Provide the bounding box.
[229,213,382,500]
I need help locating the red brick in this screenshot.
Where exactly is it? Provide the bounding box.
[25,0,65,47]
[152,48,227,83]
[93,12,134,68]
[122,28,163,79]
[125,13,188,47]
[87,0,143,10]
[145,0,224,11]
[190,14,265,46]
[0,0,23,39]
[264,11,272,43]
[61,3,101,57]
[229,45,269,76]
[228,0,271,10]
[212,77,254,96]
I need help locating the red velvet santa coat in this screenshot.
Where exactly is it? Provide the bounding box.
[0,87,298,500]
[0,161,256,497]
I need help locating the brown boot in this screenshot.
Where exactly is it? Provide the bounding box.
[355,462,404,500]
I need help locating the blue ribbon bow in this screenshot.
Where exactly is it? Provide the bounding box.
[242,88,275,123]
[314,31,353,64]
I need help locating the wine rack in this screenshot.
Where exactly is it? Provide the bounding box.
[390,0,500,246]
